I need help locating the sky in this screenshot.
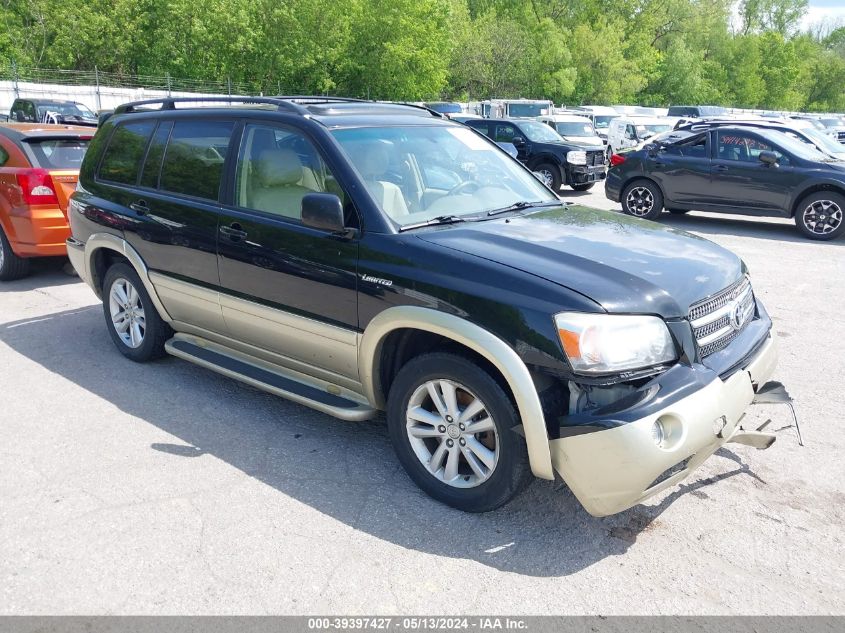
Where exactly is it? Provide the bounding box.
[802,0,845,32]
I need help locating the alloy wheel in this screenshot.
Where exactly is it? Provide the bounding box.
[625,186,655,216]
[537,169,554,188]
[802,199,842,235]
[405,379,499,488]
[108,278,146,348]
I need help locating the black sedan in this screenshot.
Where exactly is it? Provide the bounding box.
[605,125,845,240]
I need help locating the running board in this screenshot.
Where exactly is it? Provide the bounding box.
[165,334,376,421]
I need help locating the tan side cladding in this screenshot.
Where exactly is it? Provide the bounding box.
[359,306,555,481]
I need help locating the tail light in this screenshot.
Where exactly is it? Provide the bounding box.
[609,153,627,167]
[16,169,59,205]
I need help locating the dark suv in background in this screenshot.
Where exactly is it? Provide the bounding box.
[68,97,786,517]
[10,98,98,127]
[606,125,845,240]
[464,118,606,191]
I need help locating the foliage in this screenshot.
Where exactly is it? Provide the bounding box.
[0,0,842,110]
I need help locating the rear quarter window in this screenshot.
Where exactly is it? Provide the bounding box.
[98,120,156,185]
[159,120,235,200]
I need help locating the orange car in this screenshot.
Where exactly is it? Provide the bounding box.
[0,123,92,280]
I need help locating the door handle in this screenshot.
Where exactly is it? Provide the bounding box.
[220,222,247,241]
[129,199,149,215]
[714,165,729,172]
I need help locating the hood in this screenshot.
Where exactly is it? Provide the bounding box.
[563,135,604,146]
[416,205,744,318]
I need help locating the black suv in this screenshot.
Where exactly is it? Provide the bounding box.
[463,118,606,192]
[606,125,845,240]
[10,98,98,127]
[68,97,786,516]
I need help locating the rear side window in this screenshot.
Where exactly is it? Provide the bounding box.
[99,121,156,185]
[159,120,234,200]
[27,138,90,169]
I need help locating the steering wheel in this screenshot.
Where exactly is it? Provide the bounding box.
[446,180,481,197]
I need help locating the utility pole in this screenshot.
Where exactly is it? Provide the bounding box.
[94,66,101,110]
[11,59,20,99]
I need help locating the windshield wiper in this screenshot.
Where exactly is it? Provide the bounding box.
[486,200,560,216]
[398,215,469,232]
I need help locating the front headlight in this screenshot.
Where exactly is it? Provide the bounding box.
[566,150,587,165]
[554,312,677,374]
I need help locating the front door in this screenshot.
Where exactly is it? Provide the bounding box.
[709,130,797,213]
[216,122,360,381]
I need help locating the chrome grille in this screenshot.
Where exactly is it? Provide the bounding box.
[588,150,604,166]
[689,277,756,357]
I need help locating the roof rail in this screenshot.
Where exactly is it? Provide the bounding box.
[112,95,440,118]
[113,96,309,115]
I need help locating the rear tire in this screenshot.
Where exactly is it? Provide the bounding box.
[386,352,532,512]
[102,262,171,362]
[571,182,595,192]
[794,192,845,241]
[621,179,663,220]
[0,226,31,281]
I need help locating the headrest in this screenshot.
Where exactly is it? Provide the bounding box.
[356,142,391,179]
[255,149,303,187]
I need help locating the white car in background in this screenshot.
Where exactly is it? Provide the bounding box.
[606,116,675,156]
[538,114,604,149]
[572,105,620,150]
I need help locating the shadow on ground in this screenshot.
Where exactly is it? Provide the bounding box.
[0,258,79,293]
[1,305,764,577]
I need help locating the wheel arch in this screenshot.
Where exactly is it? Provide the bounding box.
[621,175,665,201]
[359,306,554,480]
[83,233,172,322]
[789,183,845,218]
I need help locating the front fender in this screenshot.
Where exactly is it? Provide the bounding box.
[359,306,555,480]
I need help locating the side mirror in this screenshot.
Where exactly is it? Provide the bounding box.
[758,151,778,166]
[301,193,345,232]
[511,136,525,146]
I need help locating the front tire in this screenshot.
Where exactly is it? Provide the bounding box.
[0,226,31,281]
[534,162,562,193]
[386,352,532,512]
[571,182,595,192]
[621,179,663,220]
[794,192,845,240]
[102,262,171,362]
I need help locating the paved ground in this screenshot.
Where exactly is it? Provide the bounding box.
[1,191,844,615]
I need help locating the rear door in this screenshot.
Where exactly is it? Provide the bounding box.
[216,121,360,380]
[709,130,798,213]
[97,117,235,333]
[648,133,713,208]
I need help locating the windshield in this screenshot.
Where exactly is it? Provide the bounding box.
[518,120,563,143]
[332,125,557,226]
[819,118,843,128]
[593,115,616,129]
[506,103,549,117]
[36,103,95,119]
[27,138,90,169]
[553,121,596,136]
[428,103,462,114]
[635,123,673,138]
[767,130,832,161]
[796,127,845,157]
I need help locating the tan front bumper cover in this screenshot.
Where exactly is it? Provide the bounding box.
[550,335,779,517]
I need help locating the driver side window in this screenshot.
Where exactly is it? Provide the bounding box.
[236,124,347,222]
[494,125,516,143]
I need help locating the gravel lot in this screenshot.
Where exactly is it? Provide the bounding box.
[1,190,843,615]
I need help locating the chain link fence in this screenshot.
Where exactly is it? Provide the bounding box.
[0,63,259,113]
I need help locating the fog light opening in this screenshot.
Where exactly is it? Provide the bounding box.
[651,420,665,447]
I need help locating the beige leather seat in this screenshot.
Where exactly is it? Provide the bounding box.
[250,150,314,220]
[356,143,409,219]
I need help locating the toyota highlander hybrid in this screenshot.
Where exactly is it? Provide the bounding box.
[67,97,790,516]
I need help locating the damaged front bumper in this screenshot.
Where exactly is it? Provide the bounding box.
[549,334,785,517]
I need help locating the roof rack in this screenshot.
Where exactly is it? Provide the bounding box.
[112,95,435,117]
